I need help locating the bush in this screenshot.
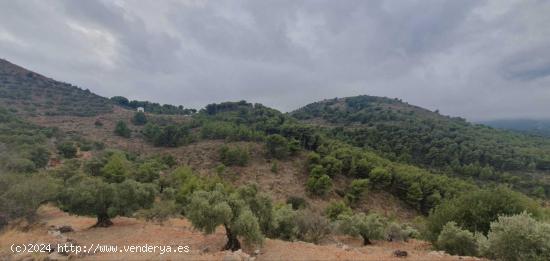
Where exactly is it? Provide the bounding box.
[295,210,331,244]
[219,145,249,166]
[385,222,414,242]
[29,146,50,168]
[426,186,541,242]
[132,112,147,125]
[143,124,192,147]
[355,158,374,178]
[484,212,550,261]
[57,141,77,158]
[324,201,352,221]
[369,167,392,188]
[436,222,478,256]
[306,174,332,196]
[272,204,298,240]
[100,152,130,183]
[345,179,369,206]
[266,134,290,159]
[271,162,278,173]
[321,156,342,177]
[6,158,36,172]
[286,196,308,210]
[114,121,131,138]
[134,159,164,183]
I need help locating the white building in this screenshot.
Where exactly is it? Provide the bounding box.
[137,107,144,112]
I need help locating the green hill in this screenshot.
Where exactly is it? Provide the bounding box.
[0,59,112,116]
[291,95,550,197]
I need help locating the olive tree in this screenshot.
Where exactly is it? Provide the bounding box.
[338,213,387,245]
[484,212,550,261]
[0,174,60,227]
[114,121,131,138]
[436,221,478,256]
[185,184,263,251]
[58,177,156,227]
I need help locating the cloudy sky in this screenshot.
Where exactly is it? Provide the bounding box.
[1,0,549,120]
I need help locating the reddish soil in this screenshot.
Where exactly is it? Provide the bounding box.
[1,206,484,261]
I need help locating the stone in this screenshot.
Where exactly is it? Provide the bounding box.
[58,225,74,233]
[393,250,408,257]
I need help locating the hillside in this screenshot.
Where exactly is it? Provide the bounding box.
[0,61,547,260]
[481,118,550,137]
[291,95,550,198]
[0,59,112,116]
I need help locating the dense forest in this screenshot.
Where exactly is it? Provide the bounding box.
[1,60,550,260]
[291,96,550,198]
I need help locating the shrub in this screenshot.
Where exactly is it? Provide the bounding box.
[219,145,249,166]
[306,174,332,196]
[355,158,374,178]
[436,221,478,256]
[6,158,36,172]
[57,141,77,158]
[160,154,177,167]
[272,204,298,240]
[324,201,352,221]
[385,222,414,242]
[214,164,226,175]
[266,134,290,159]
[307,152,321,168]
[339,213,387,245]
[369,167,392,188]
[484,212,550,261]
[134,159,164,183]
[132,112,147,125]
[295,210,331,244]
[271,162,278,173]
[29,146,50,168]
[321,156,342,177]
[425,186,541,242]
[94,119,103,127]
[100,152,130,183]
[114,121,131,138]
[345,179,369,206]
[286,196,308,210]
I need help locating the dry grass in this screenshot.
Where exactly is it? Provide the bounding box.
[0,205,484,261]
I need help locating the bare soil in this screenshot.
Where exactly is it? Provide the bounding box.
[1,206,484,261]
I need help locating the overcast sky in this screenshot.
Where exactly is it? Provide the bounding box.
[1,0,549,120]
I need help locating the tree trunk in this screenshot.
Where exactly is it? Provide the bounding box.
[94,213,113,227]
[223,224,241,251]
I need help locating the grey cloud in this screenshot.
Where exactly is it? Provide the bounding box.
[0,0,549,120]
